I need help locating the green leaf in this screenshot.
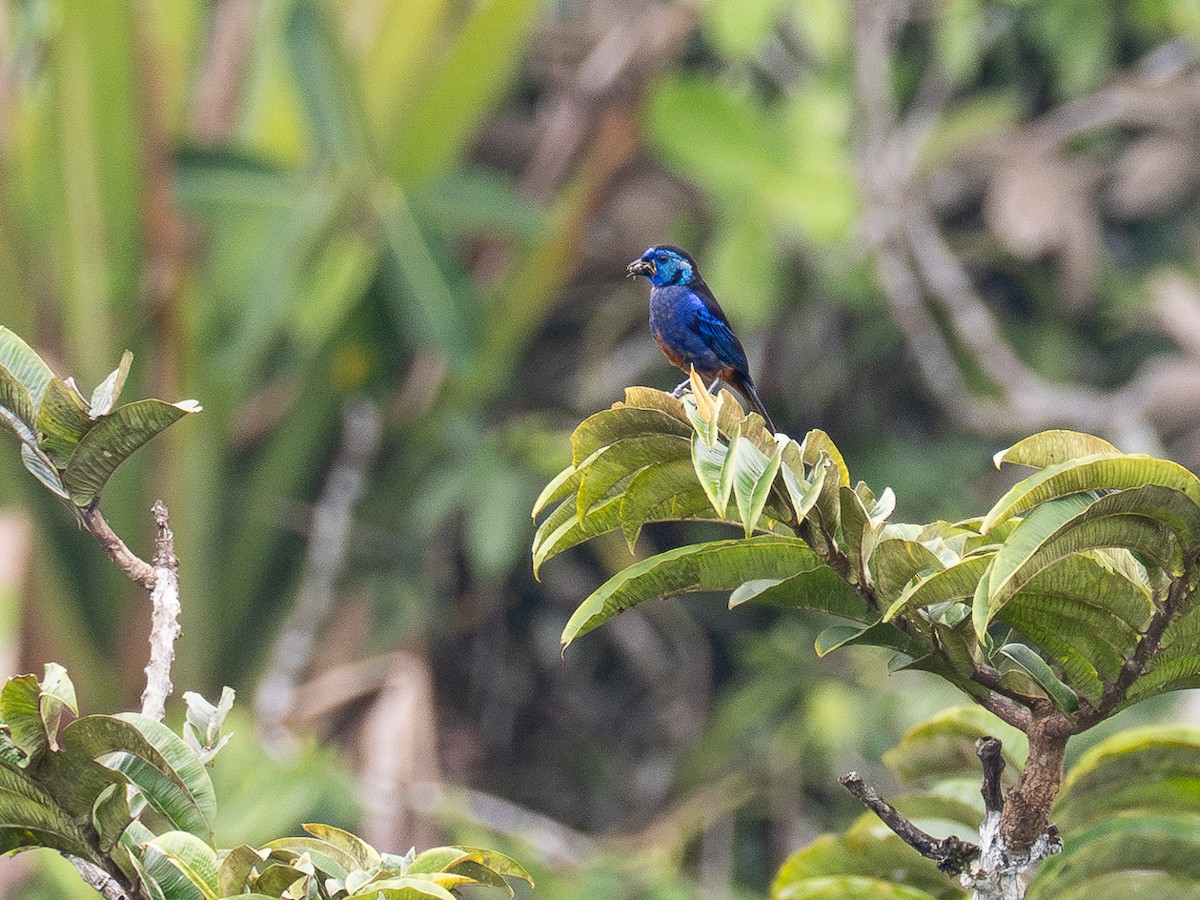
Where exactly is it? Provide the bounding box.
[870,539,946,608]
[693,427,736,518]
[449,846,533,888]
[730,433,784,535]
[346,877,457,900]
[571,406,692,465]
[61,397,202,506]
[884,555,990,621]
[813,621,921,658]
[89,350,133,418]
[1,674,49,761]
[619,455,715,549]
[997,643,1079,713]
[975,491,1180,638]
[576,435,690,518]
[147,831,219,898]
[532,494,622,577]
[780,450,827,523]
[1055,727,1200,833]
[19,443,69,499]
[729,570,870,621]
[0,760,93,855]
[38,663,77,751]
[1026,814,1200,899]
[260,837,354,880]
[107,713,217,837]
[562,536,826,648]
[35,376,92,463]
[302,823,381,871]
[992,430,1121,470]
[218,844,268,896]
[0,364,37,445]
[982,453,1200,532]
[0,327,53,408]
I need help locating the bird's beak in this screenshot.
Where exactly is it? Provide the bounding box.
[627,258,655,278]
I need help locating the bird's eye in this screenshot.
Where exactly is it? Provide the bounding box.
[655,252,668,262]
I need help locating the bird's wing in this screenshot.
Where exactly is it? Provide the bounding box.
[686,287,749,372]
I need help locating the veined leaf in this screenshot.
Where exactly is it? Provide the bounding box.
[884,554,990,621]
[0,363,36,444]
[570,406,692,465]
[975,491,1178,638]
[779,448,826,523]
[620,455,719,549]
[993,430,1120,470]
[1055,727,1200,832]
[67,713,214,839]
[800,429,850,487]
[617,386,692,425]
[218,844,269,896]
[730,432,783,536]
[1026,814,1200,899]
[813,621,922,658]
[346,877,457,899]
[20,443,69,498]
[62,398,202,506]
[982,453,1200,532]
[0,327,53,407]
[532,494,622,577]
[870,539,945,608]
[728,568,870,621]
[0,760,93,855]
[35,377,91,463]
[576,434,690,519]
[693,428,736,518]
[997,643,1079,713]
[302,823,381,871]
[261,836,352,880]
[1,674,50,762]
[146,831,219,898]
[562,536,825,648]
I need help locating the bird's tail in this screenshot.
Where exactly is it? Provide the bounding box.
[728,373,777,433]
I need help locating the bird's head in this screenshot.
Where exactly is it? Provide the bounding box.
[626,245,698,287]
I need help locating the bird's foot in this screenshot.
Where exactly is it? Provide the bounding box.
[671,379,691,399]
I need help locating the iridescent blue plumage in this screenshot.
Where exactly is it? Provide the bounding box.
[626,245,776,432]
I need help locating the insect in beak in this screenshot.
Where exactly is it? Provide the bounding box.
[627,258,655,277]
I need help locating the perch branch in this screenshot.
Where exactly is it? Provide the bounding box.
[977,737,1005,814]
[839,772,980,875]
[67,857,134,900]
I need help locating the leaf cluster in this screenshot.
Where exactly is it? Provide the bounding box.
[535,390,1200,726]
[0,664,532,900]
[0,328,199,508]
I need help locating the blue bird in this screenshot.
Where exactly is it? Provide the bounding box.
[626,245,776,432]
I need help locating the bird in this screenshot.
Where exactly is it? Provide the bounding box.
[626,245,776,432]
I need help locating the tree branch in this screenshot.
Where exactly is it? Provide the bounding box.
[140,501,181,722]
[839,772,980,875]
[78,507,156,589]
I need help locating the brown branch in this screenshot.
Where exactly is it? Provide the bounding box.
[67,857,136,900]
[839,772,980,875]
[79,507,156,589]
[997,714,1070,854]
[976,737,1005,813]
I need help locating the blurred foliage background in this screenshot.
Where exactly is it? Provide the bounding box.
[2,0,1200,896]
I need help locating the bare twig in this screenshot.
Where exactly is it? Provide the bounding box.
[140,501,181,722]
[255,398,382,750]
[977,737,1005,813]
[839,772,980,875]
[79,507,156,590]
